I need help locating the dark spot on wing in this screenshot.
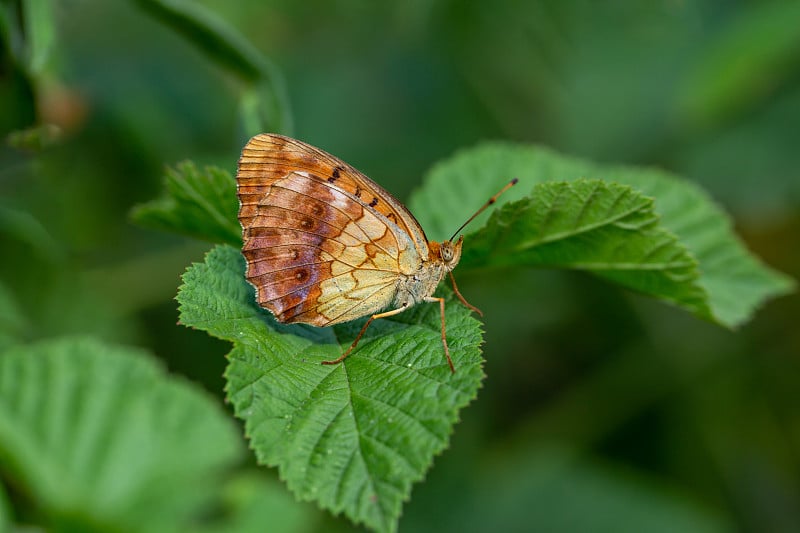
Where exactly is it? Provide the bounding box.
[354,185,362,198]
[386,212,398,224]
[300,216,315,230]
[295,269,308,281]
[328,165,344,183]
[369,197,378,207]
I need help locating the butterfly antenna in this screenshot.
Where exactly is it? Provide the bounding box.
[449,178,518,241]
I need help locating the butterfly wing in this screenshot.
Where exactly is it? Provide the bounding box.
[237,138,424,326]
[238,134,430,256]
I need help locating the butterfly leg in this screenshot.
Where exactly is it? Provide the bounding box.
[424,296,456,374]
[322,305,410,366]
[448,271,483,317]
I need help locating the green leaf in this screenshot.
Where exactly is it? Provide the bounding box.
[199,472,319,533]
[21,0,56,76]
[676,2,800,130]
[177,245,484,533]
[133,0,261,81]
[0,205,64,262]
[133,0,293,134]
[238,80,295,140]
[130,161,241,245]
[410,142,794,328]
[0,336,243,532]
[463,179,711,320]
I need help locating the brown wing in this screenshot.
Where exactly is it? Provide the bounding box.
[238,170,422,326]
[237,133,430,256]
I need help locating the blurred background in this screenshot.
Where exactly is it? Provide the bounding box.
[2,0,799,531]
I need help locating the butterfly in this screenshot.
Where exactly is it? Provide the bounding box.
[236,133,516,372]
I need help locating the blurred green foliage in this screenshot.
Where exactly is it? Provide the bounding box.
[1,0,799,532]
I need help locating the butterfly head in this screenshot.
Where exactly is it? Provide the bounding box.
[433,179,518,273]
[432,236,463,272]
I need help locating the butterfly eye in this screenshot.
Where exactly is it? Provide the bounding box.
[440,242,454,262]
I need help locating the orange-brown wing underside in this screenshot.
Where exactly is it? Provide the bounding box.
[237,133,429,254]
[237,145,425,326]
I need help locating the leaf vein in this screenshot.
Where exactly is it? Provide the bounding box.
[351,390,446,444]
[516,200,652,250]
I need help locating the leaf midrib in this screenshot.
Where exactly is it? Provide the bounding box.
[514,196,651,251]
[340,361,389,531]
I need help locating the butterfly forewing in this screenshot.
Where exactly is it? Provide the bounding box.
[238,134,430,256]
[237,136,426,327]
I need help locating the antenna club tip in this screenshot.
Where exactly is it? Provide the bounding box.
[511,177,519,185]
